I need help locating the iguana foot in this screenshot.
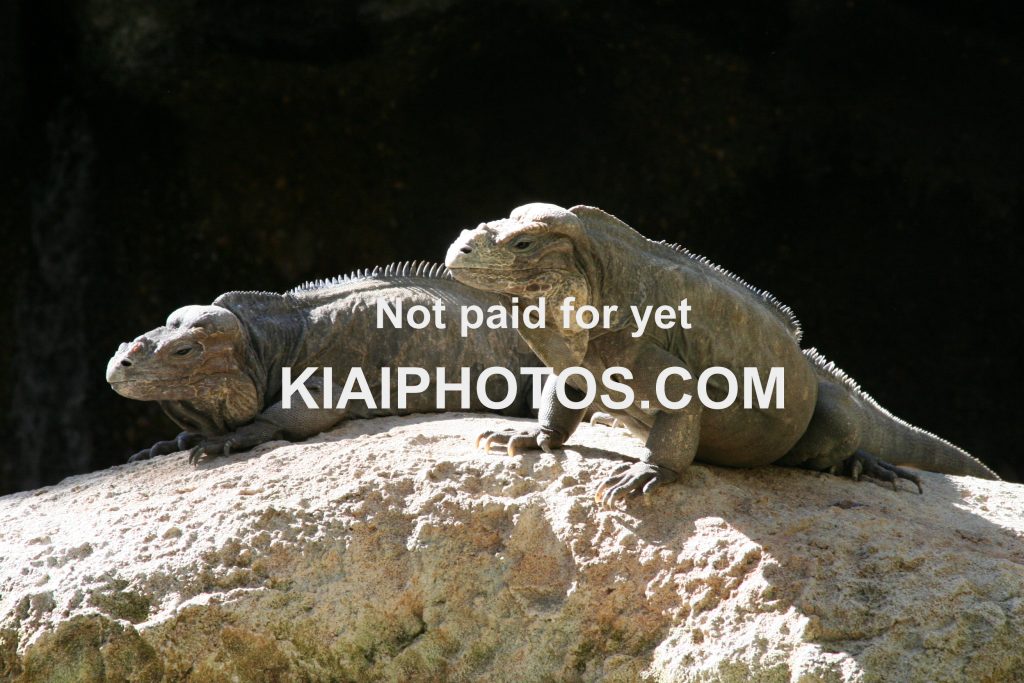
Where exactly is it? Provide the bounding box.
[188,423,279,465]
[475,427,565,456]
[189,438,235,465]
[128,432,201,463]
[589,411,625,429]
[595,461,678,508]
[831,451,923,493]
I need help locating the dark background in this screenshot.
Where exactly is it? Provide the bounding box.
[1,0,1020,495]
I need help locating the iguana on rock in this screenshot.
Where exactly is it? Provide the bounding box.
[444,203,998,505]
[107,262,538,464]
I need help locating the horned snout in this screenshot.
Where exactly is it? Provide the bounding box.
[445,225,493,268]
[106,338,149,383]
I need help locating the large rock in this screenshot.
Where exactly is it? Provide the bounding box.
[1,414,1022,682]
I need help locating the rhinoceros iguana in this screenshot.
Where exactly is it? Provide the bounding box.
[107,262,539,464]
[443,203,997,506]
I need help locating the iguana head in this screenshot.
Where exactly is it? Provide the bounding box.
[445,203,597,366]
[445,203,590,305]
[106,305,258,409]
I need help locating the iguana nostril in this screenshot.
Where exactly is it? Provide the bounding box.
[460,246,472,254]
[120,359,132,367]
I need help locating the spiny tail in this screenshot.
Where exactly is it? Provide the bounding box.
[804,348,999,480]
[858,404,998,479]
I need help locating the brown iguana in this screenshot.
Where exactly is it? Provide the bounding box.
[106,262,538,464]
[443,203,998,505]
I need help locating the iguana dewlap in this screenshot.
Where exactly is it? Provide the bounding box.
[444,203,997,506]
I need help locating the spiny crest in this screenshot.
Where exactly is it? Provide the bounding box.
[803,347,867,396]
[803,347,968,454]
[655,239,803,342]
[288,261,453,293]
[571,205,802,341]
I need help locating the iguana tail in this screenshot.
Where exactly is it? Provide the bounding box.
[804,348,999,480]
[858,402,999,479]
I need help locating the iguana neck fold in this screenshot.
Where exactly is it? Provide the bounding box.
[212,291,307,407]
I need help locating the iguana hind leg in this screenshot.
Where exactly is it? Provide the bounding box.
[782,380,923,492]
[830,450,922,493]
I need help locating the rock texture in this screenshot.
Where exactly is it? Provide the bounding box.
[1,414,1023,682]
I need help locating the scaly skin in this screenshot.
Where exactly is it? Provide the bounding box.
[107,262,538,464]
[444,203,997,506]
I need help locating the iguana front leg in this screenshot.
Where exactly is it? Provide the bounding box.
[128,431,202,463]
[189,377,348,464]
[595,341,703,508]
[477,378,588,455]
[596,409,701,506]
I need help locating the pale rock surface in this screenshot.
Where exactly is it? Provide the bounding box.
[1,414,1023,682]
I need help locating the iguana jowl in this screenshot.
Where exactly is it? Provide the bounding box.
[444,203,997,505]
[107,262,538,464]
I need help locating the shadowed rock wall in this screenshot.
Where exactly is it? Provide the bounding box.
[2,0,1022,493]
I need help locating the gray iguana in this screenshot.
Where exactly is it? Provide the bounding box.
[107,262,538,464]
[443,203,997,505]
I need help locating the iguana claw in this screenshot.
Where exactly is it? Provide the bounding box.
[589,412,624,429]
[475,426,568,456]
[128,432,202,463]
[188,436,238,465]
[128,447,156,463]
[831,450,923,493]
[476,428,540,456]
[595,461,677,508]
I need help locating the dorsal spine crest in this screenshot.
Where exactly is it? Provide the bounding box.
[648,238,803,342]
[288,261,454,294]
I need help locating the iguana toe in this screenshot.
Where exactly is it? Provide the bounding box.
[595,462,677,508]
[836,451,923,493]
[128,448,154,463]
[128,433,201,463]
[589,412,624,429]
[476,428,541,455]
[191,437,241,465]
[475,426,572,456]
[508,433,541,455]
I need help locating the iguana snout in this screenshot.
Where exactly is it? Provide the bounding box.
[106,337,158,390]
[445,203,588,301]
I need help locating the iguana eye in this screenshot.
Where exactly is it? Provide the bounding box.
[513,239,533,250]
[173,347,193,356]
